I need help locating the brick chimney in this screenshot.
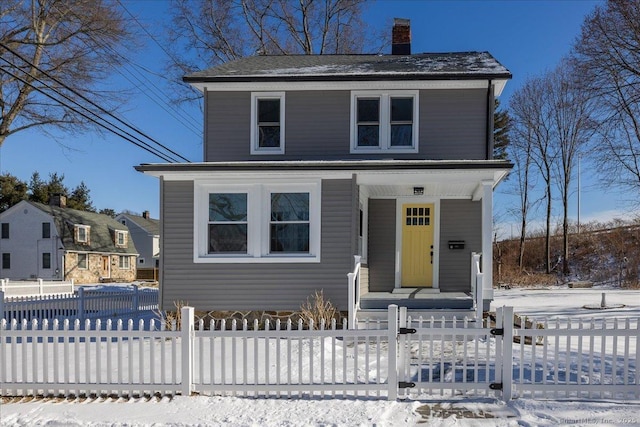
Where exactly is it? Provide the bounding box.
[49,194,67,208]
[392,18,411,55]
[142,210,150,219]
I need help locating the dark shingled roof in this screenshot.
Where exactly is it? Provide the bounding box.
[31,202,138,255]
[184,52,511,83]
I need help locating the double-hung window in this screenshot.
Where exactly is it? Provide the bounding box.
[251,92,285,154]
[270,193,310,253]
[351,91,418,153]
[119,255,130,269]
[208,193,248,254]
[115,230,128,247]
[75,225,90,244]
[195,181,320,263]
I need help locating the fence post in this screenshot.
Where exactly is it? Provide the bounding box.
[494,306,503,398]
[501,306,514,401]
[387,304,398,401]
[38,279,44,296]
[181,306,194,396]
[398,306,407,396]
[77,287,85,324]
[1,278,5,292]
[347,273,355,330]
[132,284,139,313]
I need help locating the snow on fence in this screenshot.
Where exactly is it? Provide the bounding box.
[0,286,159,324]
[1,278,74,298]
[1,305,638,401]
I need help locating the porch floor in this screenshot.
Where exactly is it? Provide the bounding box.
[359,288,473,310]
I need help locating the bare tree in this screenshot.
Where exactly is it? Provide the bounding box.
[167,0,385,103]
[507,122,537,270]
[509,74,557,274]
[547,61,597,275]
[572,0,640,200]
[0,0,131,147]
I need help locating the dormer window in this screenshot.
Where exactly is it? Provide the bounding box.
[75,225,90,244]
[350,91,418,153]
[115,230,128,247]
[251,92,285,154]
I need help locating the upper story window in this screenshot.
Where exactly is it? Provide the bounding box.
[350,91,419,153]
[115,230,128,247]
[195,180,320,263]
[42,222,51,238]
[1,223,8,239]
[251,92,285,155]
[75,225,90,244]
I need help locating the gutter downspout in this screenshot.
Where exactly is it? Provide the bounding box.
[486,79,494,160]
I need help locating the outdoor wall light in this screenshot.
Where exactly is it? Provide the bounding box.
[413,187,424,195]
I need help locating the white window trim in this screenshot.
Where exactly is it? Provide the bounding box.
[350,90,419,154]
[119,255,130,270]
[250,92,285,155]
[115,230,128,247]
[75,225,90,243]
[77,253,89,270]
[194,179,321,263]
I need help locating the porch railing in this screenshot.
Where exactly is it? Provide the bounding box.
[347,255,362,329]
[471,252,484,324]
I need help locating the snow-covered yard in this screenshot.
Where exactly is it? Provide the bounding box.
[1,286,639,426]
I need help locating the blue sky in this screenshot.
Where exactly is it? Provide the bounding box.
[1,0,632,235]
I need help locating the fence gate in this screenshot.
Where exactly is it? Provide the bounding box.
[395,306,513,400]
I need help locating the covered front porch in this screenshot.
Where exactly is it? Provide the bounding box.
[345,164,509,327]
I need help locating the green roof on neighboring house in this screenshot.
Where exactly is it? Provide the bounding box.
[31,202,138,255]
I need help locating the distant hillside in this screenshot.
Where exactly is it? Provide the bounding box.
[494,220,640,288]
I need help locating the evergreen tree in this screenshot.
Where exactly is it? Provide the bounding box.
[67,182,95,212]
[493,99,511,160]
[0,173,28,212]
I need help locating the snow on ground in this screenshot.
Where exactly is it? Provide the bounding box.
[1,286,639,426]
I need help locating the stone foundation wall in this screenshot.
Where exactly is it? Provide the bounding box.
[185,309,350,330]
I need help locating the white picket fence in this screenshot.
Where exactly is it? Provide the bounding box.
[1,279,74,297]
[1,305,638,401]
[0,286,159,324]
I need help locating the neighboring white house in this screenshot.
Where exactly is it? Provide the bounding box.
[115,211,160,276]
[0,196,139,283]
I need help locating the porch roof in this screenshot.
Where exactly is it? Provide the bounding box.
[136,159,512,198]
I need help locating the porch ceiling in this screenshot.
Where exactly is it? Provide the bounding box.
[365,182,479,198]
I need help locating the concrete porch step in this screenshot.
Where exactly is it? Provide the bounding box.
[359,290,473,310]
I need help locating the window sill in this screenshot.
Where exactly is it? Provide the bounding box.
[193,254,320,264]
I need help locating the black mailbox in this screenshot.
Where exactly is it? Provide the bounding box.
[448,240,465,250]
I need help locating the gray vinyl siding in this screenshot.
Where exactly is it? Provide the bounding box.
[420,89,487,160]
[160,179,355,311]
[438,199,481,292]
[205,89,488,161]
[367,199,396,292]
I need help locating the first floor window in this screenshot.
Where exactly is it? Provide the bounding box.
[208,193,248,253]
[42,252,51,269]
[270,193,309,253]
[2,253,9,269]
[119,256,130,269]
[78,253,88,269]
[195,181,320,263]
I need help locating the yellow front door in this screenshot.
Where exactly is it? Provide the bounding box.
[401,203,434,287]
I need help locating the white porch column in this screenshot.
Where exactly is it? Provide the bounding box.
[481,180,493,305]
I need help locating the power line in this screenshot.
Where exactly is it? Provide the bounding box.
[1,43,191,163]
[0,56,179,163]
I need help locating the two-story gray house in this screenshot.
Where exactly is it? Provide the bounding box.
[137,20,512,323]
